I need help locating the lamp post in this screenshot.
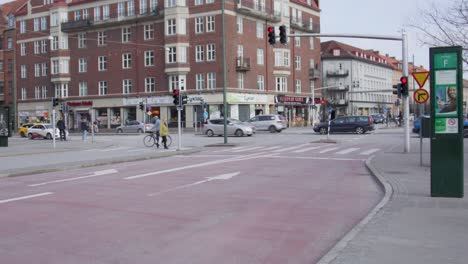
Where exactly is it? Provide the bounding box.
[222,0,228,144]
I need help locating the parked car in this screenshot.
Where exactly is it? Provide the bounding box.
[115,120,153,133]
[27,124,67,139]
[203,118,254,137]
[18,123,35,137]
[247,114,287,133]
[371,114,386,124]
[313,115,374,134]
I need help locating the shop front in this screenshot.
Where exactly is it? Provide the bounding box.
[274,95,312,127]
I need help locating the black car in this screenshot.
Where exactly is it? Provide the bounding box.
[371,114,386,124]
[313,115,375,134]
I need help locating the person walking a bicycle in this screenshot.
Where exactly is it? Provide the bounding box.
[160,118,169,149]
[152,116,161,148]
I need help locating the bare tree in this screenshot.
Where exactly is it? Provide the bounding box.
[409,0,467,70]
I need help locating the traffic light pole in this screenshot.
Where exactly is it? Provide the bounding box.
[177,94,182,151]
[289,32,410,152]
[52,108,56,149]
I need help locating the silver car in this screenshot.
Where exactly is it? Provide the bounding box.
[115,120,153,133]
[247,114,287,133]
[203,119,254,137]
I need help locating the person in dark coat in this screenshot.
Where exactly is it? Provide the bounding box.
[56,119,66,141]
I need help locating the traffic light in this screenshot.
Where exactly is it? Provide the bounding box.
[400,76,408,96]
[279,25,287,44]
[392,84,402,98]
[52,97,59,107]
[181,94,188,105]
[267,27,276,45]
[139,102,144,111]
[172,89,180,106]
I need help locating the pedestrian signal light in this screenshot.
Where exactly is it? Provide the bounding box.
[400,76,408,96]
[52,97,59,107]
[181,94,188,105]
[139,102,144,111]
[267,27,276,45]
[279,25,287,44]
[173,89,180,106]
[392,84,402,99]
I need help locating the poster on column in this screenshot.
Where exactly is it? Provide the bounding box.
[434,70,457,117]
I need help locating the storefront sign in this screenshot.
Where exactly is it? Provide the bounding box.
[227,93,268,104]
[188,95,205,103]
[123,97,173,106]
[67,101,93,107]
[275,95,311,105]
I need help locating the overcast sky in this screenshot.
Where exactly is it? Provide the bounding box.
[320,0,454,71]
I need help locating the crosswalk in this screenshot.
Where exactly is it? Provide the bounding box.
[211,144,381,156]
[82,146,180,153]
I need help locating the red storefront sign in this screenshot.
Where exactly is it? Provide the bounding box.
[67,101,93,107]
[274,95,311,105]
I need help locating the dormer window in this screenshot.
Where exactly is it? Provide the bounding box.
[333,49,340,56]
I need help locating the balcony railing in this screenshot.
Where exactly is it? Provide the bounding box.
[309,68,320,79]
[290,18,320,33]
[329,99,348,106]
[326,69,349,77]
[328,85,350,91]
[236,0,281,22]
[236,57,250,71]
[61,7,163,33]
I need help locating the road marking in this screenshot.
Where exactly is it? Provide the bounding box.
[266,155,365,161]
[292,146,322,153]
[336,148,360,155]
[319,147,340,153]
[127,148,146,152]
[124,152,269,180]
[213,146,251,153]
[261,146,281,151]
[148,172,239,196]
[100,147,130,152]
[29,169,118,187]
[271,144,310,153]
[0,192,53,204]
[359,148,380,155]
[231,146,264,152]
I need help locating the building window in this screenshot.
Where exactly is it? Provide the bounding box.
[20,43,26,56]
[206,15,215,32]
[206,0,214,3]
[144,24,154,40]
[98,31,106,46]
[60,36,68,50]
[140,0,147,14]
[99,81,108,95]
[35,86,41,99]
[74,10,81,21]
[34,18,40,31]
[295,56,301,70]
[276,76,287,92]
[21,88,26,100]
[41,40,47,53]
[166,19,176,35]
[41,17,47,30]
[167,47,176,63]
[168,75,178,91]
[7,38,12,49]
[60,59,69,74]
[144,51,154,66]
[295,37,301,47]
[52,60,59,74]
[310,37,315,50]
[237,16,243,33]
[0,61,3,72]
[179,46,187,63]
[123,79,133,94]
[94,7,101,21]
[34,64,40,77]
[41,63,47,76]
[83,9,89,20]
[122,53,132,69]
[256,22,263,38]
[127,0,135,16]
[103,5,110,20]
[257,75,265,90]
[237,73,244,89]
[51,36,59,50]
[207,44,215,61]
[7,60,12,72]
[42,86,47,98]
[195,45,204,62]
[257,48,264,65]
[20,21,25,33]
[196,74,205,90]
[122,27,131,43]
[34,41,40,54]
[79,58,87,73]
[54,83,69,98]
[51,12,58,26]
[195,0,202,5]
[295,80,302,93]
[166,0,176,8]
[150,0,157,11]
[98,56,107,71]
[145,77,155,92]
[79,82,88,96]
[118,2,125,18]
[21,65,26,78]
[207,72,216,89]
[78,33,87,48]
[195,17,204,33]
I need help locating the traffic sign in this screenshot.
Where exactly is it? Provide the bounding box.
[414,88,429,104]
[412,71,430,88]
[147,111,152,116]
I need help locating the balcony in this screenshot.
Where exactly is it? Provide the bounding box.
[236,0,281,23]
[236,57,250,71]
[330,99,348,106]
[309,68,320,79]
[61,7,163,33]
[290,18,320,33]
[328,85,350,91]
[326,69,349,77]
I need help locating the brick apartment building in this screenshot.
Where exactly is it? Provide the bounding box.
[14,0,321,131]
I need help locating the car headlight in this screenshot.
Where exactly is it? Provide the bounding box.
[245,128,252,132]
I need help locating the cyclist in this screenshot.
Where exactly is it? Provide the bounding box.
[153,116,161,148]
[160,118,169,149]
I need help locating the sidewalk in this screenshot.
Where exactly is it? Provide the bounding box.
[320,138,468,264]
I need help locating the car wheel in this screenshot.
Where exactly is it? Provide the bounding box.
[137,128,143,133]
[247,134,252,137]
[117,129,123,133]
[206,129,214,137]
[235,129,244,137]
[20,132,26,137]
[319,127,327,135]
[269,126,276,133]
[46,133,52,139]
[28,133,33,140]
[355,126,364,134]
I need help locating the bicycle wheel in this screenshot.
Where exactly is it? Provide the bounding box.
[143,134,155,147]
[166,135,172,147]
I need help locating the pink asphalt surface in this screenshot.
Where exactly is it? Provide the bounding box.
[0,150,381,264]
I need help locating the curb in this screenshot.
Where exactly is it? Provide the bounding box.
[317,155,393,264]
[0,148,201,178]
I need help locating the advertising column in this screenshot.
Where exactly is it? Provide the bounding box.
[430,46,464,198]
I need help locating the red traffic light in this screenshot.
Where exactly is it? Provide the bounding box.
[267,27,274,33]
[172,89,179,96]
[400,76,408,84]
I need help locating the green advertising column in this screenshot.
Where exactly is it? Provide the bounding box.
[430,46,464,198]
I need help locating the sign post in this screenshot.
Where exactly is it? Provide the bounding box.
[430,46,464,198]
[412,71,430,167]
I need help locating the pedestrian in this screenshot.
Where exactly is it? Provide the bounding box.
[159,118,169,149]
[153,116,161,148]
[56,118,66,141]
[81,117,89,141]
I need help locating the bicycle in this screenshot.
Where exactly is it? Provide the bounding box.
[143,132,172,148]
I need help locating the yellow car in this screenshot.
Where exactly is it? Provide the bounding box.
[18,123,35,137]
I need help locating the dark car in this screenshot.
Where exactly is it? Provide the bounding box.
[313,115,375,134]
[371,114,386,124]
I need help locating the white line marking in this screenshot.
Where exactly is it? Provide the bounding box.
[231,146,264,153]
[148,172,240,196]
[0,192,53,204]
[100,147,130,152]
[213,146,251,153]
[265,155,365,161]
[271,144,310,153]
[336,148,360,155]
[29,169,118,187]
[359,148,380,155]
[127,148,146,152]
[319,147,340,153]
[124,152,269,180]
[261,146,282,151]
[292,146,322,153]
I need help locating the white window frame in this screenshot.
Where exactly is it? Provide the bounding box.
[51,12,58,27]
[207,72,216,89]
[295,56,301,70]
[94,7,101,21]
[166,18,176,35]
[98,56,107,71]
[167,47,176,63]
[103,5,110,20]
[99,81,108,95]
[20,43,26,56]
[83,9,89,20]
[98,31,106,46]
[257,75,265,90]
[310,37,315,50]
[237,73,244,89]
[35,86,41,99]
[123,79,133,94]
[41,40,47,53]
[195,17,204,34]
[295,80,302,93]
[195,0,203,6]
[150,0,157,11]
[237,16,243,34]
[34,64,40,77]
[79,82,88,96]
[118,2,125,18]
[206,15,215,32]
[196,73,205,90]
[41,17,47,30]
[20,21,26,33]
[195,45,204,62]
[122,53,132,69]
[34,41,40,54]
[257,48,264,65]
[41,86,47,99]
[144,24,154,40]
[78,33,86,48]
[74,10,81,21]
[276,76,287,92]
[127,0,135,16]
[207,44,215,61]
[51,60,59,74]
[41,63,47,76]
[51,36,58,51]
[122,27,131,43]
[21,88,26,100]
[166,0,176,8]
[256,22,263,38]
[34,18,40,31]
[21,65,26,78]
[145,77,155,92]
[144,50,154,66]
[140,0,147,14]
[79,58,87,73]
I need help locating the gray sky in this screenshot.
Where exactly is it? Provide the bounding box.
[320,0,453,71]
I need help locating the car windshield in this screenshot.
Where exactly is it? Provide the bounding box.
[44,125,53,129]
[229,119,243,124]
